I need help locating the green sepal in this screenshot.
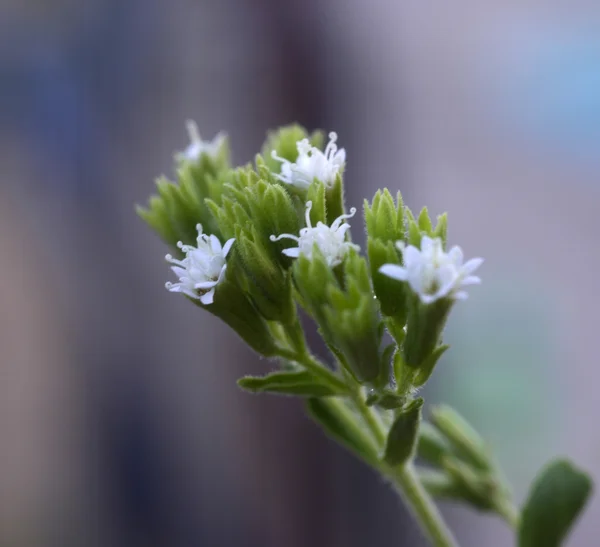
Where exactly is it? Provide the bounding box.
[364,189,405,243]
[325,172,345,225]
[416,421,454,468]
[306,397,379,468]
[412,344,450,387]
[418,207,433,234]
[322,251,382,383]
[519,459,593,547]
[238,370,348,397]
[382,398,424,466]
[406,209,422,247]
[368,238,407,321]
[430,405,492,472]
[403,294,453,370]
[433,213,448,247]
[385,317,406,346]
[191,269,279,357]
[366,389,406,410]
[306,181,327,226]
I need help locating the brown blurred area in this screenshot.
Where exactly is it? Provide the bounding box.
[2,1,600,546]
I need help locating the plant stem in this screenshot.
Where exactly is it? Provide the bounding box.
[351,389,459,547]
[389,464,460,547]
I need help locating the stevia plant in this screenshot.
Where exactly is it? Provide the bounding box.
[137,122,593,547]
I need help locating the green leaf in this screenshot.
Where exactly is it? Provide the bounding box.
[306,398,379,467]
[519,459,593,547]
[238,370,347,397]
[430,405,492,472]
[383,398,424,466]
[418,206,433,233]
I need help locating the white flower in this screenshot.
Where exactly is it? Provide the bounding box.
[271,132,346,189]
[270,201,359,267]
[165,225,235,305]
[178,120,225,162]
[379,236,483,304]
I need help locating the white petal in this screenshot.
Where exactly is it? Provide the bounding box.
[379,264,408,281]
[462,257,484,275]
[282,247,301,258]
[461,275,481,286]
[209,234,222,254]
[195,280,218,289]
[403,246,421,266]
[200,288,215,305]
[222,238,235,257]
[448,246,464,266]
[453,291,469,300]
[421,236,434,253]
[216,264,228,284]
[420,293,438,304]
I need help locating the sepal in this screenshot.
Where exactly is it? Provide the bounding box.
[238,369,348,397]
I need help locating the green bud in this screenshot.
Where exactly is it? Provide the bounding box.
[383,398,424,466]
[365,389,406,410]
[306,181,327,225]
[137,134,231,248]
[364,189,405,243]
[403,293,453,371]
[235,226,295,324]
[193,265,279,357]
[237,369,348,397]
[417,421,454,468]
[322,251,382,383]
[430,405,493,472]
[417,206,433,233]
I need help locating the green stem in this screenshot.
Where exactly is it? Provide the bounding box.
[389,464,460,547]
[351,389,459,547]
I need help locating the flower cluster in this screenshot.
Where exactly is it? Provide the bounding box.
[271,132,345,189]
[165,225,234,305]
[380,236,483,304]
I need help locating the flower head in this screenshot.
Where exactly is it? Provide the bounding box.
[379,236,483,304]
[271,132,346,189]
[270,201,359,267]
[165,225,235,305]
[178,120,225,162]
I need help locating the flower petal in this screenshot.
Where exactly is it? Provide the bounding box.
[222,238,235,257]
[194,280,218,289]
[200,288,215,305]
[462,257,484,275]
[282,247,301,258]
[379,264,408,281]
[209,234,222,254]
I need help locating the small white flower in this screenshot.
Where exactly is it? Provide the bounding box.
[270,201,359,267]
[379,236,483,304]
[271,132,346,189]
[178,120,225,162]
[165,225,235,305]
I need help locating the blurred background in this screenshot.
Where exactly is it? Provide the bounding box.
[2,1,600,545]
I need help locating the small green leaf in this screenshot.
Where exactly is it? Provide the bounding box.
[238,370,347,397]
[306,397,379,467]
[519,459,593,547]
[383,398,424,466]
[413,344,449,387]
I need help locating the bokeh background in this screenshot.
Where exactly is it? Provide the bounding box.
[2,1,600,546]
